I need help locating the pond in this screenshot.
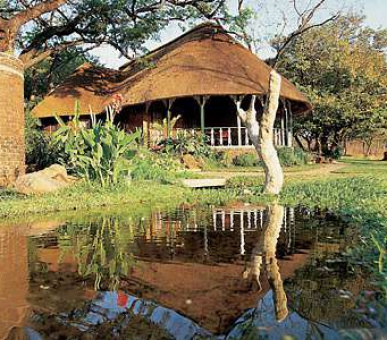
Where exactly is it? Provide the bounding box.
[0,204,384,339]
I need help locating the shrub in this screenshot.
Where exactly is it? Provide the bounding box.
[130,149,183,183]
[233,153,261,167]
[202,151,233,169]
[277,147,299,167]
[25,112,60,170]
[277,146,311,167]
[158,132,212,158]
[322,145,344,160]
[231,148,312,168]
[53,104,140,187]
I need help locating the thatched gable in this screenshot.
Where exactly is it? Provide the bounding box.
[32,23,311,118]
[31,63,122,118]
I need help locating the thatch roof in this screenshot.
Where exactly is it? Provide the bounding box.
[31,64,122,118]
[32,23,312,118]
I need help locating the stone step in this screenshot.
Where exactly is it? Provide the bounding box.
[182,178,226,188]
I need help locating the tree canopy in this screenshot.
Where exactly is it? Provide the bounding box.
[0,0,227,68]
[277,14,387,151]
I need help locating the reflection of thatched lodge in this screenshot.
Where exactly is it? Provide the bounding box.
[31,23,311,148]
[0,207,368,339]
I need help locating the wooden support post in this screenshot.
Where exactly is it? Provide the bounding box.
[194,96,208,134]
[200,96,207,134]
[280,106,286,147]
[282,99,288,147]
[143,102,151,147]
[232,95,243,146]
[201,101,205,134]
[167,99,172,138]
[287,101,294,148]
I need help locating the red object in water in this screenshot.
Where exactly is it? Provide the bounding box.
[117,291,128,307]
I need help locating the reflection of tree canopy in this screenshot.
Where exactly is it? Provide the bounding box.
[57,217,138,290]
[285,257,370,329]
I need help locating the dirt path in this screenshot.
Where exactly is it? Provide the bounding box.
[199,162,348,179]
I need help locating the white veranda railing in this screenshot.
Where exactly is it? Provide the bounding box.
[203,127,288,147]
[170,127,289,147]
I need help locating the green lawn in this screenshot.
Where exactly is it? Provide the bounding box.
[1,159,385,220]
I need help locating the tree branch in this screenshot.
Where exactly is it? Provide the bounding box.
[20,40,86,69]
[272,0,339,67]
[1,0,68,52]
[11,0,68,28]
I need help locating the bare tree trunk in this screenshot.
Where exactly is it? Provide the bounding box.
[236,70,284,195]
[260,71,284,194]
[316,136,322,155]
[294,135,305,151]
[365,137,373,157]
[343,137,347,156]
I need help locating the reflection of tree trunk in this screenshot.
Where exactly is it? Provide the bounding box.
[243,205,288,322]
[265,205,287,323]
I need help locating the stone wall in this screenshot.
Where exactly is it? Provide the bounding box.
[0,52,25,186]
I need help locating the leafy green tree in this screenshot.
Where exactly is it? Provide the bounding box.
[277,14,387,153]
[1,0,226,68]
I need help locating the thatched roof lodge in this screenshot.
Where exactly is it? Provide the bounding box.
[32,22,312,148]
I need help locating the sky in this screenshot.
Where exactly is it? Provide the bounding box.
[91,0,387,69]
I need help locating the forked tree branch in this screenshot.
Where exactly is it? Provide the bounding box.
[0,0,68,52]
[11,0,68,28]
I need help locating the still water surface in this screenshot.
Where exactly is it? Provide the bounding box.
[0,204,381,339]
